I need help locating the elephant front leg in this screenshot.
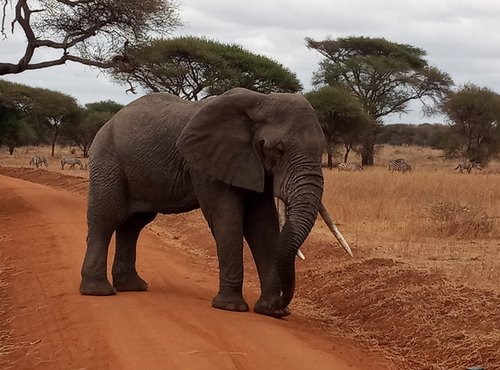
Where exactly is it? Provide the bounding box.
[195,180,249,312]
[244,192,290,318]
[112,212,156,292]
[211,228,249,312]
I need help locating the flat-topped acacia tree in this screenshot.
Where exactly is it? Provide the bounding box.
[306,36,453,165]
[110,36,302,100]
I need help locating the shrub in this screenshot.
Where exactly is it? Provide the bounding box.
[427,201,494,238]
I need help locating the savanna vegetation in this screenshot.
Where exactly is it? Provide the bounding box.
[0,80,123,157]
[110,36,302,98]
[306,36,454,165]
[1,1,500,369]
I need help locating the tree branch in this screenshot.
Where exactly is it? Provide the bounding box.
[1,0,8,38]
[1,0,181,76]
[0,53,113,74]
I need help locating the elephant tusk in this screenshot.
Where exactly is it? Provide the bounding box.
[276,197,305,260]
[276,197,286,231]
[318,202,353,257]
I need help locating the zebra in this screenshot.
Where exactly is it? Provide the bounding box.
[388,158,412,172]
[61,157,84,170]
[337,162,363,172]
[455,161,482,173]
[29,155,48,168]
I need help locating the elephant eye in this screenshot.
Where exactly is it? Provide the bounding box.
[259,139,284,161]
[275,142,285,156]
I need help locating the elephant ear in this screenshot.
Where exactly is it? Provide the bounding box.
[176,91,265,192]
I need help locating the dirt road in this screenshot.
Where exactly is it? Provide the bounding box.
[0,174,384,370]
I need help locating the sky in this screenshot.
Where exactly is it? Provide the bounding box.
[1,0,500,124]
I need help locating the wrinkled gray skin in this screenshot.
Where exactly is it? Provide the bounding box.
[80,88,325,318]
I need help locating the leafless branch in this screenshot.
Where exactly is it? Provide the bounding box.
[124,78,136,94]
[1,0,9,38]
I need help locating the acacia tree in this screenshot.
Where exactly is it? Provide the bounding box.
[111,36,302,100]
[306,86,371,168]
[0,0,180,75]
[63,100,123,157]
[306,36,453,165]
[0,79,79,155]
[0,108,35,154]
[27,88,80,156]
[441,84,500,162]
[0,79,36,153]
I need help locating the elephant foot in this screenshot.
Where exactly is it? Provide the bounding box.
[212,293,249,312]
[80,277,117,296]
[254,298,291,318]
[113,273,148,292]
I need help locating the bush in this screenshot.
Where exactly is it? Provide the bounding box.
[427,201,494,238]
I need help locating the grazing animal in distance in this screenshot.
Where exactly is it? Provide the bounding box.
[337,162,363,172]
[388,158,412,172]
[29,155,48,168]
[61,157,84,170]
[455,161,482,173]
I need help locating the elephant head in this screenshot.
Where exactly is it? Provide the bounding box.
[177,88,325,309]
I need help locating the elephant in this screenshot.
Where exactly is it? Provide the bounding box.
[80,87,350,318]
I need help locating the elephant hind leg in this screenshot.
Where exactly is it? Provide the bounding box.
[80,224,116,296]
[112,212,157,292]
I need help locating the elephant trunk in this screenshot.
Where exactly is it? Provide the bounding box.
[275,165,323,309]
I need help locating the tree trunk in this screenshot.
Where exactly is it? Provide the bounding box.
[51,124,59,158]
[343,144,352,163]
[8,145,14,155]
[326,146,334,169]
[361,140,374,166]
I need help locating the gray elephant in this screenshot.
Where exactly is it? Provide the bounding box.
[80,88,349,318]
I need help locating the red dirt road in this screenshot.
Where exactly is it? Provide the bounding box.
[0,174,383,370]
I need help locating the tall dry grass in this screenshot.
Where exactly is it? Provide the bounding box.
[321,145,500,293]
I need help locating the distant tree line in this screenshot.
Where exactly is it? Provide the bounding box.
[0,79,122,156]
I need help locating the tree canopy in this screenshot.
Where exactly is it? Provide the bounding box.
[1,79,38,152]
[306,36,454,165]
[305,86,371,167]
[63,100,123,157]
[0,0,180,75]
[306,36,453,119]
[111,36,302,100]
[1,79,79,154]
[441,83,500,162]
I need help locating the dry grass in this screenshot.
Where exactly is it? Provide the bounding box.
[304,145,500,368]
[0,145,89,179]
[295,258,500,370]
[322,145,500,293]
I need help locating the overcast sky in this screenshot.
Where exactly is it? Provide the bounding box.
[1,0,500,124]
